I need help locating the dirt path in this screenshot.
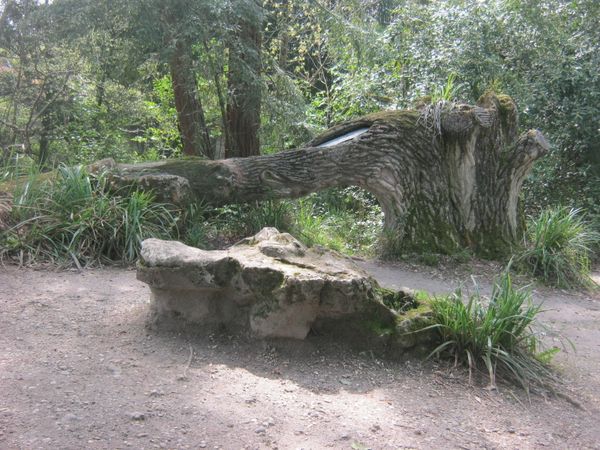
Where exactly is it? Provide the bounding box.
[1,263,599,449]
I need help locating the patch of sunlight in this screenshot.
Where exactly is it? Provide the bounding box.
[317,127,370,148]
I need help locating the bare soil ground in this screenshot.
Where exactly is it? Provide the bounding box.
[1,261,599,450]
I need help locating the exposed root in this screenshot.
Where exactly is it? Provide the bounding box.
[417,100,456,141]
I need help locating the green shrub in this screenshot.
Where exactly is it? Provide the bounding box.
[423,268,557,391]
[291,201,359,253]
[309,187,380,216]
[212,200,293,240]
[379,288,419,313]
[290,192,383,255]
[180,191,382,256]
[0,154,39,184]
[377,226,404,260]
[291,199,331,248]
[516,207,599,289]
[417,252,440,267]
[180,202,213,249]
[245,200,293,235]
[2,165,177,266]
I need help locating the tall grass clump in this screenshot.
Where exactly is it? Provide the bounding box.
[291,198,330,248]
[290,189,383,254]
[180,202,213,249]
[2,165,177,266]
[516,207,599,289]
[213,200,293,239]
[179,187,382,254]
[424,268,557,391]
[244,200,292,235]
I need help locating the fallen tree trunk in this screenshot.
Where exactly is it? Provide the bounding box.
[95,92,548,257]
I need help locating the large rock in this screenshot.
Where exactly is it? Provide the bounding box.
[137,228,433,347]
[137,228,432,357]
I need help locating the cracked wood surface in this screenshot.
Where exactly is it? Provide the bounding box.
[95,93,548,256]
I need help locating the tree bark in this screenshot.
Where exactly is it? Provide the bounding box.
[98,93,547,257]
[169,39,213,158]
[225,14,262,158]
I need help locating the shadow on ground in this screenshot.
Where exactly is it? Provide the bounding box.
[1,264,599,449]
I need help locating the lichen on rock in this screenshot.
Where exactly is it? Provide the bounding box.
[137,228,433,352]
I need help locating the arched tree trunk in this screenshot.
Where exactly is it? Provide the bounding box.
[99,93,547,257]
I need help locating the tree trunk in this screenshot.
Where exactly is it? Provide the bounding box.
[98,93,547,257]
[225,15,262,158]
[169,39,213,158]
[38,111,51,166]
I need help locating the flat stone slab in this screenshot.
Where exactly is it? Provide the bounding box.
[137,228,395,339]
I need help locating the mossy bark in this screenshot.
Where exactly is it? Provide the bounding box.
[96,93,547,257]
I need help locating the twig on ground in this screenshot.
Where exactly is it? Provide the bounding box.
[181,342,194,380]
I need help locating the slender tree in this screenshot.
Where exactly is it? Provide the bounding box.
[225,0,264,158]
[0,0,73,165]
[163,9,213,158]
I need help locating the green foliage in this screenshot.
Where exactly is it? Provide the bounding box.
[175,200,296,250]
[292,0,599,228]
[2,0,598,265]
[128,75,183,160]
[260,68,313,153]
[214,200,293,239]
[424,268,557,391]
[429,73,458,103]
[2,165,177,265]
[174,188,383,256]
[290,199,330,248]
[417,253,440,267]
[245,200,293,235]
[128,187,383,256]
[377,227,404,260]
[290,189,383,255]
[53,164,93,208]
[515,208,599,289]
[379,288,418,314]
[179,202,212,249]
[0,154,39,185]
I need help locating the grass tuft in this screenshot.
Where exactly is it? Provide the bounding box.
[290,192,383,254]
[515,207,599,289]
[2,165,177,266]
[422,267,559,391]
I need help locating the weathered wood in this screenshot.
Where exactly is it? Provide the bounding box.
[98,93,548,257]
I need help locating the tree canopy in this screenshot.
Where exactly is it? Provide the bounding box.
[1,0,598,221]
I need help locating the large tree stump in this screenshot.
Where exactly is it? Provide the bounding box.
[98,93,548,257]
